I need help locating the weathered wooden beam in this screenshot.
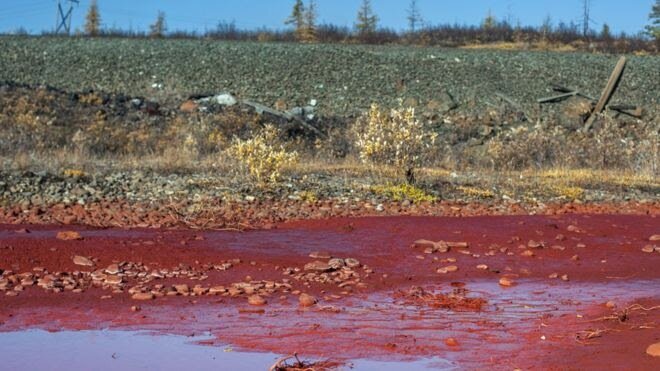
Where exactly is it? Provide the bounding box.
[583,56,627,131]
[537,91,577,104]
[552,85,596,101]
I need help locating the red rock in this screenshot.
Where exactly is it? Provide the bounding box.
[72,255,94,267]
[437,265,459,274]
[520,250,535,257]
[411,239,436,249]
[131,292,154,300]
[641,245,655,253]
[446,241,469,249]
[499,277,515,287]
[298,293,317,307]
[650,235,660,242]
[304,261,332,272]
[179,100,199,112]
[646,342,660,357]
[248,295,267,306]
[445,338,459,347]
[57,231,83,241]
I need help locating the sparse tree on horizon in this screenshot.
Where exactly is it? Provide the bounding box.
[482,10,496,30]
[407,0,423,33]
[84,0,101,36]
[582,0,591,37]
[540,14,553,40]
[646,0,660,42]
[149,11,167,38]
[355,0,378,37]
[300,0,318,43]
[601,23,612,41]
[285,0,306,38]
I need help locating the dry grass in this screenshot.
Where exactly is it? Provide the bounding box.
[461,41,577,52]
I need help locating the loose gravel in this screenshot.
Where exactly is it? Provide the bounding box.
[1,37,658,116]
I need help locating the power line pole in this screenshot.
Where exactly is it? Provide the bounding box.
[55,0,79,34]
[582,0,591,37]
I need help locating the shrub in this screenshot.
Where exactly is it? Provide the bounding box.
[227,125,298,184]
[354,103,437,183]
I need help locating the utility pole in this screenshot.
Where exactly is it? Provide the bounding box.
[582,0,591,37]
[55,0,79,34]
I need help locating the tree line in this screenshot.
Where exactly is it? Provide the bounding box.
[53,0,660,53]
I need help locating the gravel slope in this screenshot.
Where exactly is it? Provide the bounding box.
[1,37,658,116]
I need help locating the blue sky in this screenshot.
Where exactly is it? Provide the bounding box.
[0,0,655,35]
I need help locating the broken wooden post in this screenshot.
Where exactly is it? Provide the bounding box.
[537,91,578,104]
[583,56,627,131]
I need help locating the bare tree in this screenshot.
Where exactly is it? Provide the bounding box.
[407,0,423,33]
[582,0,591,37]
[149,11,167,38]
[84,0,101,36]
[355,0,378,37]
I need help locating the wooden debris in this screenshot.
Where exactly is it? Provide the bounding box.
[584,56,627,131]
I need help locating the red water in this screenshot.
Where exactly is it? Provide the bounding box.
[1,215,658,369]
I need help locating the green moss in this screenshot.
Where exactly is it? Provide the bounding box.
[372,183,436,203]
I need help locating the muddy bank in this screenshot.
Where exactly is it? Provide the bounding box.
[1,195,658,230]
[1,215,658,369]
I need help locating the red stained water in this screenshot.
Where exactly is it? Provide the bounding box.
[0,214,658,369]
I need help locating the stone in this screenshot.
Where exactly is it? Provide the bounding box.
[567,225,583,233]
[198,93,237,106]
[179,100,198,112]
[499,277,515,287]
[527,240,542,248]
[649,235,660,242]
[411,239,436,249]
[173,284,190,294]
[193,286,208,295]
[247,295,267,306]
[446,242,469,249]
[641,245,655,253]
[476,264,488,270]
[105,264,121,275]
[104,275,123,285]
[304,261,332,273]
[646,343,660,357]
[73,255,94,267]
[345,258,361,268]
[520,250,535,257]
[132,292,154,300]
[328,258,345,270]
[209,286,227,295]
[298,293,317,307]
[309,251,332,259]
[437,265,459,274]
[445,338,459,347]
[57,231,83,241]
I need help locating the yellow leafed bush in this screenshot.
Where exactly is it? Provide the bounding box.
[227,124,298,184]
[354,103,436,182]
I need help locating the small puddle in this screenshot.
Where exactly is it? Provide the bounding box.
[0,330,452,370]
